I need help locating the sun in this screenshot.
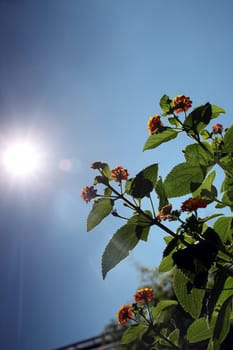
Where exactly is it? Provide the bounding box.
[2,142,40,176]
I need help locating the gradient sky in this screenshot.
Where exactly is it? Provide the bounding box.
[0,1,233,349]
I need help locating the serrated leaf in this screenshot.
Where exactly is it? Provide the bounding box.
[87,198,113,231]
[164,163,205,198]
[187,317,212,343]
[102,224,139,279]
[121,324,146,344]
[173,268,205,319]
[151,300,178,319]
[184,143,215,166]
[143,128,178,151]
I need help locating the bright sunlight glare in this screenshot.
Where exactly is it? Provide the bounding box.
[3,142,39,176]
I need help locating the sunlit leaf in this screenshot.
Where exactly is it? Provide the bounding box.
[211,104,226,119]
[173,268,205,319]
[102,224,139,279]
[164,162,205,197]
[187,317,212,343]
[184,143,215,166]
[143,128,178,151]
[214,217,233,243]
[87,198,113,231]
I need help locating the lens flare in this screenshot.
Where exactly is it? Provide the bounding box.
[3,142,39,176]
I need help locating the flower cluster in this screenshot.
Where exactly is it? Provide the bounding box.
[134,287,154,303]
[181,197,207,212]
[80,186,97,203]
[117,305,133,326]
[117,288,154,326]
[212,123,223,134]
[111,166,129,183]
[173,95,192,113]
[147,114,164,135]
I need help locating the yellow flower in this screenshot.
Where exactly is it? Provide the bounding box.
[147,114,164,135]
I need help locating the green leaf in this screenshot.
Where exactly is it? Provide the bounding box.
[159,255,174,272]
[207,269,229,321]
[214,216,233,243]
[168,328,180,346]
[213,295,233,343]
[200,129,212,140]
[221,176,233,193]
[121,324,146,344]
[211,104,226,119]
[143,128,178,151]
[155,177,169,210]
[193,171,217,202]
[168,117,181,127]
[87,198,113,232]
[160,94,172,115]
[129,163,158,198]
[127,211,152,241]
[163,237,179,257]
[187,317,212,343]
[164,163,205,198]
[184,103,212,133]
[101,163,112,179]
[151,300,178,319]
[102,224,139,279]
[173,268,205,319]
[184,143,215,166]
[223,124,233,152]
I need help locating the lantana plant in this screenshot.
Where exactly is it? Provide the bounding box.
[81,94,233,349]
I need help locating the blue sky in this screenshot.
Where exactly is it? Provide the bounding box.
[0,1,233,349]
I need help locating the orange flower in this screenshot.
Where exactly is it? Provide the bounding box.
[173,95,192,113]
[80,186,97,203]
[181,197,207,212]
[212,123,223,134]
[117,305,133,326]
[111,166,129,183]
[147,114,164,135]
[134,288,154,303]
